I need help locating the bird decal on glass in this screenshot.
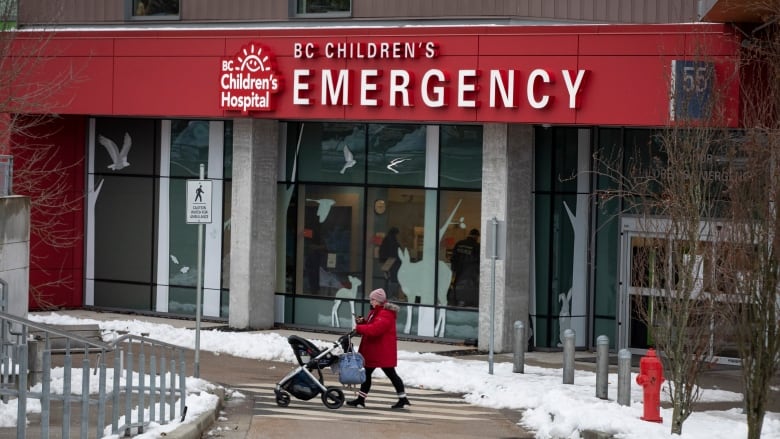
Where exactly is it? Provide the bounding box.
[340,143,357,174]
[306,198,336,223]
[98,132,132,171]
[387,157,411,174]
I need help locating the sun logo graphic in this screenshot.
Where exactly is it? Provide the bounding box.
[220,42,284,113]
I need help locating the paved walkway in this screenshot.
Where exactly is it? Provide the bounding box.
[27,310,780,439]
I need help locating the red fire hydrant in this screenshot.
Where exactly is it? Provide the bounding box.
[635,348,664,423]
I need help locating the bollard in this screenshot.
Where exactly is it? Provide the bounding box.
[562,329,575,384]
[596,335,609,399]
[617,349,632,407]
[27,340,43,388]
[513,321,525,373]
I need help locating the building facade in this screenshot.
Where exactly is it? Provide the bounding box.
[7,0,745,353]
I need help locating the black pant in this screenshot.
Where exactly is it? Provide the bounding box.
[359,367,405,396]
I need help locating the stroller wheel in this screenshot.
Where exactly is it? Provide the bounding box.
[322,387,344,409]
[275,391,291,407]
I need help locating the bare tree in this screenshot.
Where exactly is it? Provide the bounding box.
[595,38,736,435]
[713,3,780,437]
[598,9,780,435]
[0,0,83,309]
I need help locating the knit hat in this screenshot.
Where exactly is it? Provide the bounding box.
[369,288,387,304]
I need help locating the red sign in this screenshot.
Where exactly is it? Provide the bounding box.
[11,24,740,126]
[220,43,283,113]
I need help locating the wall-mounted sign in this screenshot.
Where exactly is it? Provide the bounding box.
[220,42,283,113]
[670,60,714,121]
[288,40,588,110]
[219,39,589,114]
[186,179,212,224]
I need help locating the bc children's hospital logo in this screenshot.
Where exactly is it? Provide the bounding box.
[220,42,283,113]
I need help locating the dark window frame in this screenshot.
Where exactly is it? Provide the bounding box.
[127,0,181,21]
[292,0,351,18]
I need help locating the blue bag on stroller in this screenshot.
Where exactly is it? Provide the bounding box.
[337,350,366,385]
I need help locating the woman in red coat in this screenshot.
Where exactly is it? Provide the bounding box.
[346,288,411,409]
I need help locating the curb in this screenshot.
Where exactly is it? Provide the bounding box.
[581,430,615,439]
[165,387,225,439]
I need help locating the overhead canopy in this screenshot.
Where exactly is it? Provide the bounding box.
[701,0,775,24]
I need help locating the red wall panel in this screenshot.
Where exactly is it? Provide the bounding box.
[12,115,86,310]
[9,24,741,127]
[113,56,221,117]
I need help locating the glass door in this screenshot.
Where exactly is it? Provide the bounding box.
[618,217,740,365]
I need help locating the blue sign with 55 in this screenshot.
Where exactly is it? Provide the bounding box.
[670,60,715,121]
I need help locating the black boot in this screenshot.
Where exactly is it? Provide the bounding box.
[391,397,410,409]
[346,396,365,407]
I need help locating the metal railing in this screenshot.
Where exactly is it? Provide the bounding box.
[0,310,188,438]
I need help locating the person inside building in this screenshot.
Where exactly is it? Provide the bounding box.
[378,227,402,299]
[347,288,410,409]
[450,228,480,307]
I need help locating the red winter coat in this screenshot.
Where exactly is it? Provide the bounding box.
[355,302,399,368]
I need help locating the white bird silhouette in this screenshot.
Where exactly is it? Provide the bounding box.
[170,255,179,265]
[98,132,132,171]
[339,143,357,174]
[306,198,336,223]
[387,157,411,174]
[450,217,467,229]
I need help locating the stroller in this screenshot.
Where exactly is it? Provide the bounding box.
[274,332,353,409]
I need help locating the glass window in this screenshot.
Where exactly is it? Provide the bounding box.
[93,118,158,309]
[168,176,199,292]
[297,122,366,184]
[170,120,209,178]
[367,124,426,186]
[221,122,233,310]
[168,120,210,296]
[94,175,155,296]
[535,126,580,194]
[295,0,350,16]
[278,121,483,339]
[439,125,483,189]
[130,0,180,19]
[439,190,482,307]
[365,188,439,305]
[296,185,365,298]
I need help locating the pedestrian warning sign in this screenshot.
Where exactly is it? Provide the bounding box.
[186,179,212,224]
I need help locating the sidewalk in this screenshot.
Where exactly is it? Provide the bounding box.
[31,310,773,439]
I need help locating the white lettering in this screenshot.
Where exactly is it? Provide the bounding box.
[527,69,551,109]
[421,69,447,108]
[361,69,381,106]
[220,91,270,113]
[562,69,588,109]
[287,67,588,111]
[315,41,434,60]
[458,70,479,108]
[425,42,438,59]
[293,69,312,105]
[389,70,412,107]
[489,70,515,108]
[322,69,351,105]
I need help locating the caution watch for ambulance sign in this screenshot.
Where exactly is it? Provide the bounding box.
[186,179,213,224]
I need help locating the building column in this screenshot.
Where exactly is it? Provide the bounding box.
[479,124,533,353]
[0,196,30,317]
[229,119,279,329]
